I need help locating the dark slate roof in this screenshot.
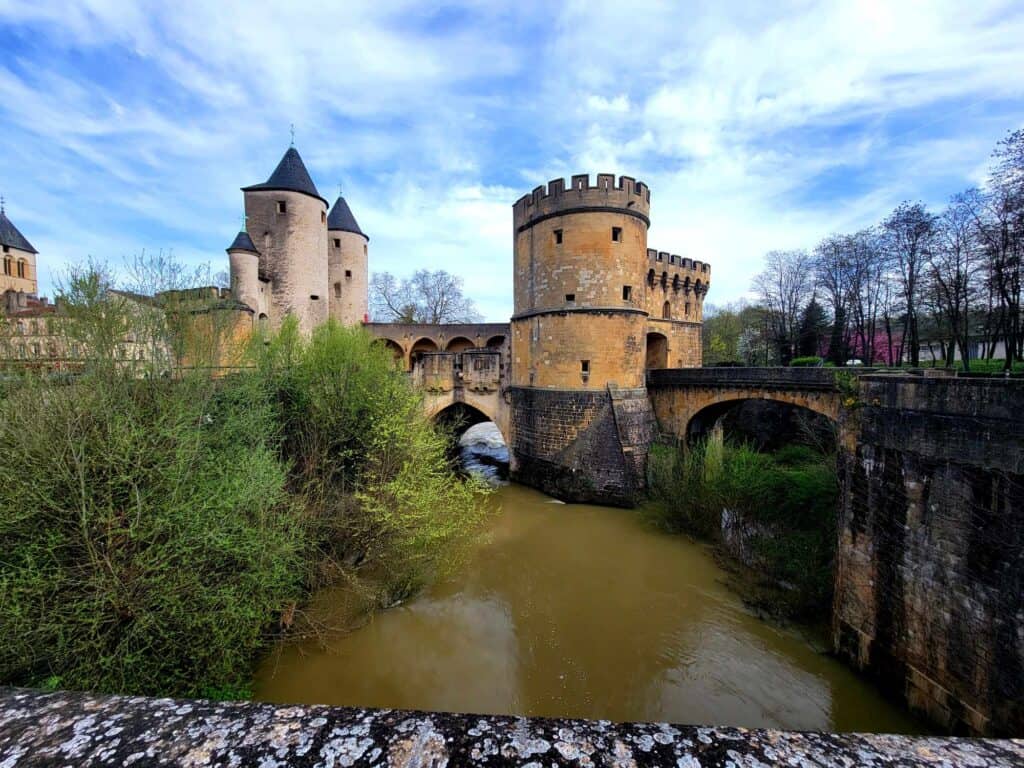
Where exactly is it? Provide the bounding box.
[327,196,368,240]
[241,147,327,205]
[0,210,38,254]
[226,230,259,254]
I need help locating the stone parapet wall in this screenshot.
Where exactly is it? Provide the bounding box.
[835,375,1024,736]
[2,687,1023,767]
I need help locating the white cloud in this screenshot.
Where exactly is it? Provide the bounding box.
[0,0,1022,319]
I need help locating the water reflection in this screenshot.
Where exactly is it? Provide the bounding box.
[255,483,924,734]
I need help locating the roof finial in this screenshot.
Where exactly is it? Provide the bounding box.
[240,211,247,231]
[338,182,343,198]
[1,194,5,215]
[290,123,295,147]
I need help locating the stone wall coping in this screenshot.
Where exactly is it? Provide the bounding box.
[2,687,1023,767]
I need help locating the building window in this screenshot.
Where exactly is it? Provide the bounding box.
[622,285,632,301]
[16,261,26,278]
[3,257,10,275]
[334,238,341,248]
[662,301,671,319]
[310,295,320,301]
[685,302,691,316]
[612,227,622,242]
[363,244,367,255]
[345,270,352,278]
[581,360,590,376]
[554,229,563,244]
[276,200,287,214]
[321,212,326,224]
[334,282,342,297]
[565,293,575,303]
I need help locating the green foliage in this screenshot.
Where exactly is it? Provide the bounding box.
[0,369,306,697]
[251,318,489,599]
[789,356,824,367]
[647,437,838,618]
[0,270,488,699]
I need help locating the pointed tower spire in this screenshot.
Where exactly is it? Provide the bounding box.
[327,195,368,240]
[0,200,38,254]
[241,146,326,205]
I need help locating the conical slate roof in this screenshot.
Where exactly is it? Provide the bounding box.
[327,196,367,240]
[242,147,327,205]
[0,209,38,254]
[226,230,259,254]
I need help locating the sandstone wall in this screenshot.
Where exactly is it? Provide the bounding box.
[835,375,1024,736]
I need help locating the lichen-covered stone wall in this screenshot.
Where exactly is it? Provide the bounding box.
[835,375,1024,736]
[2,687,1023,767]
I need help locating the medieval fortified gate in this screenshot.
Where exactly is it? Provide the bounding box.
[366,176,1022,737]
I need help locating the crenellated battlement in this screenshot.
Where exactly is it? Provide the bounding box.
[646,248,711,294]
[513,173,651,232]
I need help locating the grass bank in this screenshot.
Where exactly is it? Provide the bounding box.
[647,436,838,619]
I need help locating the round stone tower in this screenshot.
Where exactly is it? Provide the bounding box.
[241,147,328,335]
[226,229,262,319]
[508,174,655,506]
[327,195,369,326]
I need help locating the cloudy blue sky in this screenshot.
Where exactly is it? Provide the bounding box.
[1,0,1023,320]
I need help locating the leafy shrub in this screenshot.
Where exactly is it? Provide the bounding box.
[647,436,838,617]
[250,318,489,599]
[0,370,307,696]
[789,356,823,367]
[0,268,488,698]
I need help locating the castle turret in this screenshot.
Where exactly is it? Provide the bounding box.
[327,195,368,325]
[241,147,328,335]
[0,201,39,298]
[508,174,656,506]
[226,230,262,321]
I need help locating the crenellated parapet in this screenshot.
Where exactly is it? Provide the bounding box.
[513,174,651,233]
[645,248,710,297]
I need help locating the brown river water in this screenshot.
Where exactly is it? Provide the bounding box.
[255,482,924,733]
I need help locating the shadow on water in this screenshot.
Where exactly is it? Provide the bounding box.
[254,428,928,734]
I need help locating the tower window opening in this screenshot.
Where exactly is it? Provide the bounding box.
[364,244,367,255]
[16,260,26,278]
[334,238,341,248]
[622,285,632,301]
[2,245,8,253]
[662,301,671,319]
[3,257,10,275]
[321,212,326,224]
[612,227,622,242]
[554,229,563,244]
[276,200,287,214]
[334,282,342,298]
[685,302,691,316]
[581,360,590,376]
[345,269,352,278]
[310,295,320,301]
[565,293,575,303]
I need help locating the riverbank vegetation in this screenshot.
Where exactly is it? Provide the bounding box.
[0,262,487,699]
[647,435,838,619]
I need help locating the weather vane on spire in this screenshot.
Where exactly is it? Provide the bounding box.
[338,182,343,198]
[290,123,295,147]
[0,194,5,215]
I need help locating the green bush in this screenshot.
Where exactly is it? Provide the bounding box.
[0,371,307,697]
[789,356,823,367]
[647,436,838,617]
[252,318,489,599]
[0,269,489,698]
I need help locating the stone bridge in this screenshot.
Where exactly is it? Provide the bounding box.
[366,323,512,442]
[646,366,845,441]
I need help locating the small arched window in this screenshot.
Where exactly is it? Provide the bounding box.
[16,260,26,279]
[3,257,11,275]
[662,301,671,319]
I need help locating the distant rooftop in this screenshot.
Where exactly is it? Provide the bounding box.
[0,209,38,254]
[241,147,327,205]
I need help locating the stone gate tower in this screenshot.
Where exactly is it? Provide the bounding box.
[508,175,658,506]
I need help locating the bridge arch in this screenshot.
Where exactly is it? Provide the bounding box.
[485,334,506,349]
[683,394,838,447]
[376,337,404,362]
[426,399,509,448]
[445,336,475,352]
